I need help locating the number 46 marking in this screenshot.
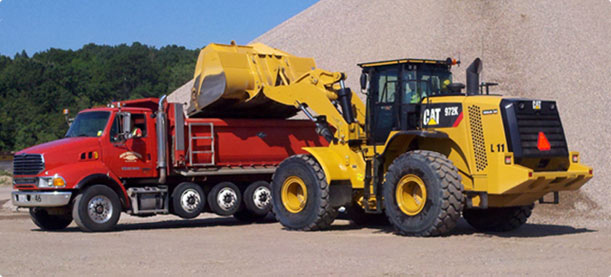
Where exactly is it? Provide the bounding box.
[490,144,505,152]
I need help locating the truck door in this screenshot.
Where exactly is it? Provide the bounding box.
[104,111,156,178]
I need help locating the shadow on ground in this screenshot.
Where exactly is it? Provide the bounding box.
[365,219,595,238]
[29,214,595,238]
[32,215,277,233]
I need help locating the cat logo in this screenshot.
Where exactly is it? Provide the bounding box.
[423,108,441,126]
[119,151,142,162]
[533,100,542,110]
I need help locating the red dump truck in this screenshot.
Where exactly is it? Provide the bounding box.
[11,96,326,231]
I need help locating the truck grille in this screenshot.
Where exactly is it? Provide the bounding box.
[13,154,44,175]
[501,99,569,159]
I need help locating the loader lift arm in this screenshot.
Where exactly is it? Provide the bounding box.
[262,69,366,143]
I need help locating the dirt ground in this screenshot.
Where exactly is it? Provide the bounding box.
[0,186,609,276]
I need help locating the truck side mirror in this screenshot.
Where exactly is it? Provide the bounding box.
[122,113,131,134]
[360,72,368,94]
[115,112,132,141]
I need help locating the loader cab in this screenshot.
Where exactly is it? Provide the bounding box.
[358,59,458,144]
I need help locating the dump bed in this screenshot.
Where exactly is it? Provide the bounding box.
[167,102,326,175]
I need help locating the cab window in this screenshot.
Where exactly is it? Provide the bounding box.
[110,113,147,142]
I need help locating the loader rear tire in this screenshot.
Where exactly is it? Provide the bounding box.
[382,150,463,236]
[272,155,338,231]
[463,204,534,232]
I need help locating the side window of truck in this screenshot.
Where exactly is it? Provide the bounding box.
[109,113,147,141]
[132,114,147,137]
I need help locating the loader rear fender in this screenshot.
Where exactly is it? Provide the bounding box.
[380,131,471,177]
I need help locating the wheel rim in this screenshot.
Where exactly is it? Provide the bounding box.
[281,176,307,213]
[217,187,237,211]
[252,186,271,210]
[180,189,201,213]
[395,174,427,216]
[87,195,113,224]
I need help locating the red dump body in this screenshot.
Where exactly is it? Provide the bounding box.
[165,101,327,175]
[180,118,326,167]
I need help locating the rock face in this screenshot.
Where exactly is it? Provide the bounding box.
[253,0,611,214]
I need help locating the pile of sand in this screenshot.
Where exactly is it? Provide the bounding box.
[252,0,610,216]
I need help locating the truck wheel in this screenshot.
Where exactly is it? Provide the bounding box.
[29,207,72,230]
[208,182,241,216]
[345,203,389,226]
[233,181,272,222]
[171,182,205,219]
[272,155,338,231]
[72,185,122,232]
[382,150,463,236]
[463,204,534,232]
[244,181,272,216]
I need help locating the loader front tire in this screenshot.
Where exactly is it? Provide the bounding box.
[383,150,463,236]
[463,204,534,232]
[272,155,338,231]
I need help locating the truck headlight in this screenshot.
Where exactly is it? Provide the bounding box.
[38,175,66,188]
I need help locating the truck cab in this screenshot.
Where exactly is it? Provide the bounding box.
[11,100,160,231]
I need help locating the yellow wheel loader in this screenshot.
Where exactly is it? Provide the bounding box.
[187,42,592,236]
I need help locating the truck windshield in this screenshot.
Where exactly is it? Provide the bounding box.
[65,111,110,138]
[402,65,453,104]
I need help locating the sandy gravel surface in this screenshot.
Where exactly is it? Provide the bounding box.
[252,0,611,217]
[1,187,610,276]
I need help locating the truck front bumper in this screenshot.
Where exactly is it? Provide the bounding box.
[11,191,72,207]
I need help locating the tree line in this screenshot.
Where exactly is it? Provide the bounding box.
[0,42,199,151]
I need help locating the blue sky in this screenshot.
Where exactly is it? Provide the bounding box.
[0,0,318,56]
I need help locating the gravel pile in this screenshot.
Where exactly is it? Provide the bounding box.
[252,0,611,217]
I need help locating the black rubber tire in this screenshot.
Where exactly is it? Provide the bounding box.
[29,207,72,230]
[171,182,205,219]
[207,182,242,216]
[382,150,463,237]
[271,155,338,231]
[345,203,389,226]
[72,185,122,232]
[243,181,272,217]
[463,204,534,232]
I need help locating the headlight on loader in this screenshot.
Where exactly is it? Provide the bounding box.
[38,175,66,188]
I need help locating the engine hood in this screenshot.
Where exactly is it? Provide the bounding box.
[16,137,101,173]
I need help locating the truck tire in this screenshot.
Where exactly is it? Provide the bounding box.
[244,181,272,216]
[382,150,463,236]
[72,185,122,232]
[171,182,205,219]
[463,204,534,232]
[233,181,272,222]
[208,182,241,216]
[345,203,389,226]
[271,155,338,231]
[29,207,72,230]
